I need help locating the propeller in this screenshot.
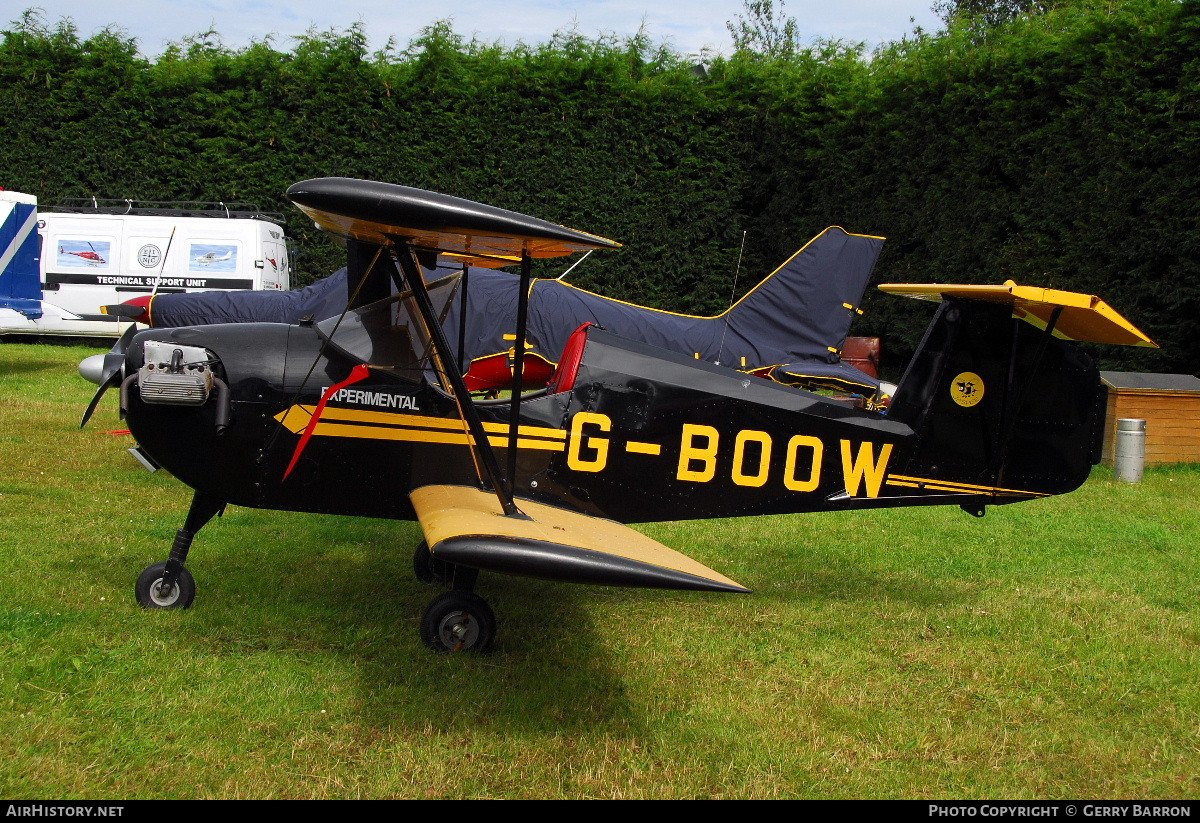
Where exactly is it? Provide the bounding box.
[79,324,137,427]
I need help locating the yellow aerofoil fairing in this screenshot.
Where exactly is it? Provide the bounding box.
[878,280,1157,348]
[410,485,749,593]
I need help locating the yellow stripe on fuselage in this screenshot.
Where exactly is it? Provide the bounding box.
[273,404,569,451]
[885,473,1048,498]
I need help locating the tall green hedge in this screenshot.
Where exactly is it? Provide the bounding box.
[808,0,1200,370]
[1,2,1195,375]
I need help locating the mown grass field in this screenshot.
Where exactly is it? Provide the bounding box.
[1,340,1198,799]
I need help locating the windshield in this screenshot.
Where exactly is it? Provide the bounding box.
[315,272,461,384]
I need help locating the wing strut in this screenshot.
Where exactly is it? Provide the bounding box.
[391,240,524,518]
[507,251,533,493]
[456,262,470,372]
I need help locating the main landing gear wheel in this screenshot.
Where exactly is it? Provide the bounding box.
[412,540,454,585]
[135,561,196,610]
[420,591,496,653]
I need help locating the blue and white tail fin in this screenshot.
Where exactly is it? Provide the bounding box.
[0,191,43,320]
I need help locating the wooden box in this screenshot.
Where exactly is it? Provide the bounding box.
[1100,372,1200,465]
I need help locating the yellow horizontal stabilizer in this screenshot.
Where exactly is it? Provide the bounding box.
[878,281,1157,347]
[409,485,750,593]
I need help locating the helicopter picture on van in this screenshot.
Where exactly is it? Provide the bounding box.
[56,238,112,268]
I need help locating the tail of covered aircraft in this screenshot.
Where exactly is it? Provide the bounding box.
[525,226,886,394]
[881,282,1157,503]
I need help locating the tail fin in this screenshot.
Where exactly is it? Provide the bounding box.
[882,282,1156,500]
[0,194,43,320]
[530,227,885,384]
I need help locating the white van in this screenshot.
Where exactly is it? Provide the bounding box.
[0,194,292,338]
[39,199,291,319]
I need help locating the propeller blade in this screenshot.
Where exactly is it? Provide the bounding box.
[112,322,136,354]
[80,369,122,428]
[79,325,137,428]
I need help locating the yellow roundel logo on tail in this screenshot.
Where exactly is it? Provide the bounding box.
[951,372,985,407]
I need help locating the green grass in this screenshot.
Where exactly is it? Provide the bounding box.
[2,340,1199,798]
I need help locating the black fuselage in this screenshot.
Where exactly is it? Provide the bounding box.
[123,304,1103,527]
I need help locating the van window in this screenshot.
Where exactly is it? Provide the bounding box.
[54,236,115,271]
[187,243,239,274]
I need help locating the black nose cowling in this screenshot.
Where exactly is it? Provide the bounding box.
[116,324,291,505]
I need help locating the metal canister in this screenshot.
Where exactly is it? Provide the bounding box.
[1114,418,1147,483]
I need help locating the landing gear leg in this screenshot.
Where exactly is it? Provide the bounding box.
[419,564,497,653]
[135,490,225,610]
[412,540,455,585]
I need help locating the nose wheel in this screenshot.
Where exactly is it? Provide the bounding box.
[135,561,196,609]
[420,590,496,653]
[133,492,222,612]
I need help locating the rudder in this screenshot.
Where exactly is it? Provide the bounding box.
[882,282,1156,501]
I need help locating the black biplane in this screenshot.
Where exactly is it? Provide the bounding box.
[83,177,1156,652]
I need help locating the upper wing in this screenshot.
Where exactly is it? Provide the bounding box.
[409,485,750,594]
[287,177,621,264]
